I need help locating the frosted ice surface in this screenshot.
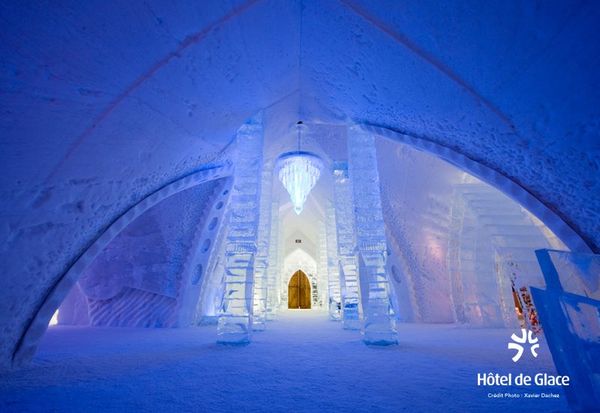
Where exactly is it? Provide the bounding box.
[531,249,600,411]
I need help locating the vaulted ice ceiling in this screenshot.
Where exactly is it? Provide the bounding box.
[1,0,599,367]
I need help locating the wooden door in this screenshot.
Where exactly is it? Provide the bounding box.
[288,270,312,309]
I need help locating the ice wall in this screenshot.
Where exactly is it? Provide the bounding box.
[377,142,458,322]
[376,139,562,325]
[448,179,556,328]
[60,180,222,327]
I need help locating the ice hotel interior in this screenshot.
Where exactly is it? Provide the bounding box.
[0,1,599,412]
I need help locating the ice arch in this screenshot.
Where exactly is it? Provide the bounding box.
[1,0,599,368]
[283,249,318,282]
[11,163,232,366]
[375,137,569,325]
[363,124,592,254]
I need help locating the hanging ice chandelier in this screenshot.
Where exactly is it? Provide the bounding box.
[277,151,323,214]
[276,122,323,215]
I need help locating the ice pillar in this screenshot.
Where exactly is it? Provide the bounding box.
[317,222,329,311]
[217,118,263,344]
[333,163,361,330]
[326,203,342,320]
[253,163,273,331]
[266,200,280,320]
[348,126,398,345]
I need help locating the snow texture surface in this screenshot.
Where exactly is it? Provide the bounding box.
[0,311,568,413]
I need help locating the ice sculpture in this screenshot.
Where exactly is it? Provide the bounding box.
[332,163,361,330]
[253,163,273,331]
[347,127,398,345]
[217,117,263,344]
[326,203,342,320]
[266,200,281,321]
[276,151,323,215]
[531,249,600,412]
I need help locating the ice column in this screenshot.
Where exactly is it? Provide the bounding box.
[326,204,342,320]
[266,200,280,320]
[332,163,361,330]
[347,127,398,345]
[217,118,263,344]
[317,223,329,311]
[277,224,285,306]
[253,163,273,331]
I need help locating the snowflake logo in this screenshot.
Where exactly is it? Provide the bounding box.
[508,329,540,362]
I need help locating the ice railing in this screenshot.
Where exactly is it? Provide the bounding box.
[531,249,600,412]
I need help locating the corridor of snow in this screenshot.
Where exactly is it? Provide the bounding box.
[0,310,567,413]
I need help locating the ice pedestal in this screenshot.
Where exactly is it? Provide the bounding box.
[217,119,263,344]
[348,127,398,345]
[531,249,600,412]
[333,165,361,330]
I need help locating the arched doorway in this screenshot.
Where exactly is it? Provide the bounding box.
[288,270,311,309]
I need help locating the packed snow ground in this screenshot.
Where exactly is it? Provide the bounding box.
[0,310,568,412]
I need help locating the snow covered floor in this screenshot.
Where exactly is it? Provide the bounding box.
[0,310,568,412]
